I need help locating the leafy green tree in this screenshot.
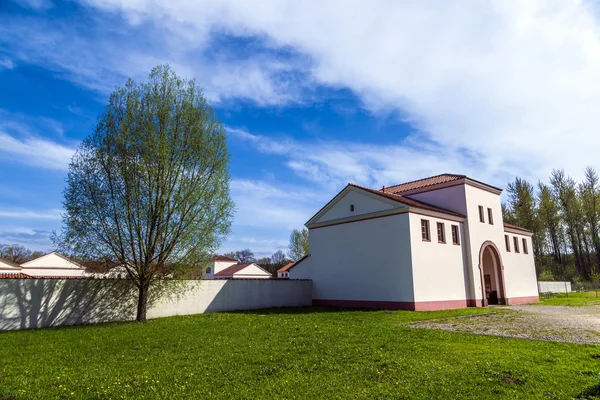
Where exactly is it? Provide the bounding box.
[288,228,309,261]
[580,167,600,269]
[58,65,234,321]
[537,182,563,267]
[506,177,542,257]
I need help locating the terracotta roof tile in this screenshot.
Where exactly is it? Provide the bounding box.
[0,258,22,269]
[0,272,34,279]
[214,263,253,277]
[384,174,466,194]
[214,256,238,262]
[278,255,309,273]
[349,184,465,218]
[278,262,296,273]
[503,222,532,233]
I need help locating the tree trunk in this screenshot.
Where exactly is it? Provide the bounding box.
[136,283,149,322]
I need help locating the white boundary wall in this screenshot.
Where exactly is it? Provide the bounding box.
[0,279,312,331]
[538,281,571,293]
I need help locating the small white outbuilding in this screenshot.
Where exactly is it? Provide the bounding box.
[20,252,87,278]
[205,256,272,279]
[0,258,22,275]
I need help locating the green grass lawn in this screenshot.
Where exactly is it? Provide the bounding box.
[538,290,600,306]
[1,307,599,399]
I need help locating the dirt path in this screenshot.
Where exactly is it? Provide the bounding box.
[410,305,600,344]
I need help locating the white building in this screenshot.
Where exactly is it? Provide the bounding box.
[20,252,87,278]
[206,256,272,279]
[277,262,294,279]
[0,258,23,275]
[290,174,539,311]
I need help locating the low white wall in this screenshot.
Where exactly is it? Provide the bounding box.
[0,279,312,331]
[538,281,571,293]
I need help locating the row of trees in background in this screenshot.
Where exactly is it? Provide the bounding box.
[0,244,44,264]
[224,228,309,276]
[504,168,600,285]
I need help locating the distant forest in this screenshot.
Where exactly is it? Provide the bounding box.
[503,167,600,287]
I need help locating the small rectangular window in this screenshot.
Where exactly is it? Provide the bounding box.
[421,219,430,241]
[437,222,445,243]
[451,225,460,245]
[350,204,355,212]
[505,235,511,252]
[514,236,520,253]
[487,208,493,225]
[522,238,528,254]
[479,205,485,223]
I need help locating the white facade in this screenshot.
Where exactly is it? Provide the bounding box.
[20,252,87,277]
[204,257,238,279]
[294,175,539,310]
[0,259,22,275]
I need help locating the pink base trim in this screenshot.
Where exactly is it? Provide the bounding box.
[506,295,539,305]
[313,298,483,311]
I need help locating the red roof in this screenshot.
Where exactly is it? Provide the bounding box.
[214,255,238,262]
[0,272,34,279]
[278,255,309,273]
[0,258,22,269]
[214,263,252,277]
[349,184,465,217]
[503,222,532,233]
[278,262,296,273]
[384,174,466,193]
[383,173,503,194]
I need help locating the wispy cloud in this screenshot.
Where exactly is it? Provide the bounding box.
[0,110,76,170]
[0,208,62,220]
[76,0,600,182]
[0,133,75,170]
[11,0,53,10]
[0,229,54,251]
[228,127,497,189]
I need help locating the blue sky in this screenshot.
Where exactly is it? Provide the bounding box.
[3,0,600,257]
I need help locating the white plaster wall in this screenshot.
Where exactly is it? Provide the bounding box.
[22,253,81,269]
[315,188,398,223]
[409,213,469,302]
[538,281,572,293]
[0,279,312,330]
[502,234,538,299]
[289,257,312,280]
[306,213,414,302]
[406,184,468,215]
[22,267,86,277]
[0,259,21,272]
[232,264,271,278]
[213,260,237,274]
[463,185,507,301]
[463,185,538,302]
[21,253,86,277]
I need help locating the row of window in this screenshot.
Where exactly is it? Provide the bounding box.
[421,219,460,245]
[505,235,528,254]
[478,205,494,225]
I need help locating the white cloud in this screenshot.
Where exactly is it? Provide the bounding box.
[78,0,600,182]
[11,0,52,10]
[0,58,14,70]
[0,133,75,170]
[228,127,494,190]
[0,208,62,220]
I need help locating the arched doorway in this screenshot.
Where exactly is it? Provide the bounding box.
[478,241,506,306]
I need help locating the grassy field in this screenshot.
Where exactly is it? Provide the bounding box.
[1,307,599,399]
[538,290,600,306]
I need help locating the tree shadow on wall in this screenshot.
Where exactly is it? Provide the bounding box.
[0,279,137,331]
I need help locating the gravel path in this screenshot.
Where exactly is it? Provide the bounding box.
[410,305,600,344]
